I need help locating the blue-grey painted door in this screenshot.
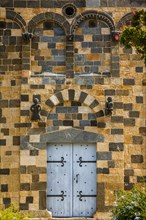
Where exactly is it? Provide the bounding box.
[47,143,96,217]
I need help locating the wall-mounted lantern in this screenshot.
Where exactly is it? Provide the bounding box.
[30,98,41,121]
[105,97,113,116]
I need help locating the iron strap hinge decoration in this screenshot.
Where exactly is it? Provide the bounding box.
[77,191,96,201]
[47,157,66,167]
[47,191,66,201]
[77,157,96,167]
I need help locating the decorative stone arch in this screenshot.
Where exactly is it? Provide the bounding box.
[71,10,115,34]
[28,12,70,35]
[6,10,26,31]
[45,89,104,118]
[116,12,133,30]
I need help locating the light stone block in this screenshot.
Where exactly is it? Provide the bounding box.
[29,135,40,143]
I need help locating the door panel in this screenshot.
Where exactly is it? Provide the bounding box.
[73,144,96,217]
[47,143,96,217]
[47,143,72,217]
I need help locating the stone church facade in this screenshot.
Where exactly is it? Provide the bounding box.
[0,1,146,219]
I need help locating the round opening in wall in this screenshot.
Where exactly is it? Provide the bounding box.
[63,4,77,18]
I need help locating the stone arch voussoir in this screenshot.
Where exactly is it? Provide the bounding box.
[28,12,70,35]
[45,89,104,118]
[6,10,26,31]
[71,10,115,34]
[116,12,133,30]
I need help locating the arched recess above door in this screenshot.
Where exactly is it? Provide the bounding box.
[45,89,104,118]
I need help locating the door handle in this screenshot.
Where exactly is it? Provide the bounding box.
[76,174,79,183]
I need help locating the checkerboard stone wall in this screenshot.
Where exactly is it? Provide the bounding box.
[0,3,146,220]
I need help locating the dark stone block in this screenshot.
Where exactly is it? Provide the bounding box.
[80,120,91,126]
[124,118,135,126]
[53,120,63,126]
[71,101,81,106]
[14,1,27,7]
[91,120,97,126]
[31,182,46,191]
[1,184,8,192]
[129,111,140,118]
[135,67,143,72]
[21,95,29,102]
[3,198,11,205]
[77,114,82,120]
[131,155,143,163]
[0,21,6,28]
[15,123,31,128]
[20,203,28,210]
[96,183,104,211]
[105,90,115,96]
[27,166,46,174]
[109,143,124,151]
[39,191,46,210]
[56,92,64,103]
[20,183,30,191]
[124,169,134,176]
[97,122,106,128]
[11,80,16,86]
[0,117,7,124]
[68,107,78,113]
[26,196,33,203]
[123,103,133,111]
[90,100,99,109]
[45,99,54,108]
[13,136,20,145]
[108,160,115,168]
[111,116,123,123]
[113,102,123,109]
[0,169,10,175]
[132,136,143,144]
[20,166,26,174]
[139,127,146,136]
[123,78,135,85]
[9,99,20,107]
[0,100,8,108]
[68,89,75,101]
[48,113,58,120]
[79,92,88,103]
[97,168,109,174]
[136,96,143,103]
[96,152,112,160]
[30,150,39,156]
[27,1,39,7]
[95,110,104,117]
[5,151,12,156]
[32,175,39,183]
[0,139,6,146]
[111,129,123,134]
[1,128,9,136]
[56,107,68,113]
[63,120,73,126]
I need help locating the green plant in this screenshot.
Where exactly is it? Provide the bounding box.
[112,184,146,220]
[120,10,146,64]
[0,204,29,220]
